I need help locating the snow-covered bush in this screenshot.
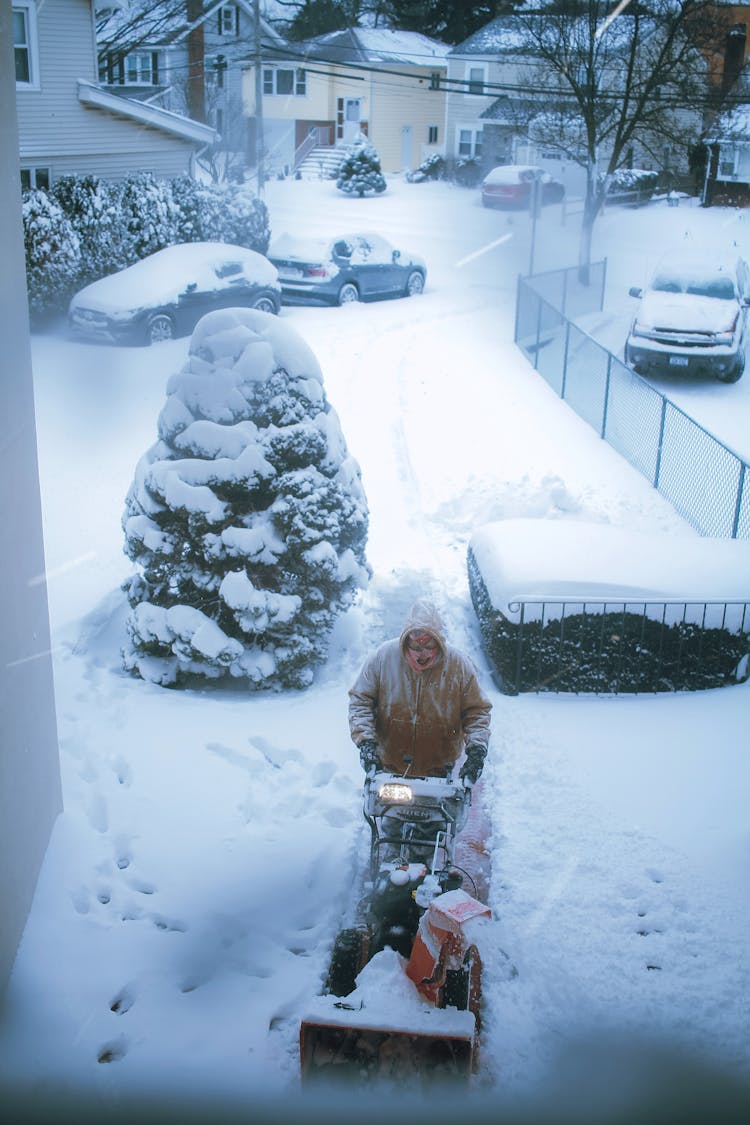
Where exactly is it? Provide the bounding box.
[122,309,370,688]
[406,153,445,183]
[605,168,658,204]
[117,171,180,264]
[170,177,270,253]
[336,134,387,197]
[22,189,81,317]
[220,184,271,254]
[50,174,127,284]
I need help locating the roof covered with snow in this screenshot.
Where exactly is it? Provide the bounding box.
[298,26,449,66]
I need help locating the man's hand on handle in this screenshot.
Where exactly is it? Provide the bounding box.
[459,743,486,787]
[358,739,381,777]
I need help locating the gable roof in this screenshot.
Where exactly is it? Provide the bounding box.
[97,0,286,52]
[295,27,449,67]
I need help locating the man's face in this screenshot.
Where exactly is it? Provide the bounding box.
[405,630,440,669]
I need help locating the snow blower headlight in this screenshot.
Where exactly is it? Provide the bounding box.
[379,782,413,803]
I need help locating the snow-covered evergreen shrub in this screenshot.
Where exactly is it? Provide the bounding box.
[170,178,270,253]
[406,153,445,183]
[22,189,81,317]
[220,184,271,254]
[50,175,126,284]
[122,309,370,688]
[336,135,387,197]
[605,168,658,204]
[117,172,180,264]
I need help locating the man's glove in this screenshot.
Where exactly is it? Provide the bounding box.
[459,743,486,786]
[358,740,381,775]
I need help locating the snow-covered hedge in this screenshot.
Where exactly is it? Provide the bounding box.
[406,154,445,183]
[468,520,750,695]
[605,168,659,204]
[24,174,271,320]
[22,190,81,317]
[122,309,370,689]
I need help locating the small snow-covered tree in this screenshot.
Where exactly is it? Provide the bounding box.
[220,184,271,254]
[122,308,370,689]
[22,190,81,317]
[336,134,387,197]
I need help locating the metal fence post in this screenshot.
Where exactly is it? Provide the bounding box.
[732,462,746,540]
[514,273,522,343]
[561,320,571,400]
[601,354,612,438]
[654,398,668,489]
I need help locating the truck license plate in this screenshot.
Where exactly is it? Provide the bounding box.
[669,355,689,367]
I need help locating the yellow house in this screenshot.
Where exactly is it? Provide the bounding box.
[243,27,449,176]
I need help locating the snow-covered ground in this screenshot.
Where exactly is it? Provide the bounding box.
[1,177,749,1123]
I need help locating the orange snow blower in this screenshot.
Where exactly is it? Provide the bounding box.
[300,770,491,1084]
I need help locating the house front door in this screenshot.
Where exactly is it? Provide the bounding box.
[343,99,361,143]
[401,125,413,171]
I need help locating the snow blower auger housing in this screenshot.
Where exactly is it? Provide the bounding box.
[300,769,491,1084]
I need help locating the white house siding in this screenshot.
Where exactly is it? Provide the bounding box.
[16,0,203,182]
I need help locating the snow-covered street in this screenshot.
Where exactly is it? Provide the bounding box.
[1,176,749,1122]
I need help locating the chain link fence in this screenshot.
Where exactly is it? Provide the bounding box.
[515,263,750,540]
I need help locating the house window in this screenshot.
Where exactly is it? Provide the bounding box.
[458,128,482,158]
[719,145,738,179]
[467,66,486,96]
[125,51,158,85]
[428,125,439,144]
[262,67,306,96]
[219,5,238,35]
[429,71,441,90]
[20,166,50,191]
[13,2,39,88]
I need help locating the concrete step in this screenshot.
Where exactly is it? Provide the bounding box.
[297,146,345,179]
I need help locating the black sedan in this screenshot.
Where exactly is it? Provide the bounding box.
[267,232,426,306]
[68,242,281,345]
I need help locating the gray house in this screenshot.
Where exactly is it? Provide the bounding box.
[96,0,287,173]
[15,0,217,189]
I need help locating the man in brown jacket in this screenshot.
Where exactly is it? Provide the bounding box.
[348,600,492,784]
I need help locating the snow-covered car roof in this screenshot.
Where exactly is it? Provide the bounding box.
[482,165,549,185]
[469,519,750,619]
[70,242,279,312]
[269,232,424,267]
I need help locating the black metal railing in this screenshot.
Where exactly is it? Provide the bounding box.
[468,550,750,695]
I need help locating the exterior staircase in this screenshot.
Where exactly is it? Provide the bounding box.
[295,145,344,180]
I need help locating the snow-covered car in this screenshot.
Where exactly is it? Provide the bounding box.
[267,232,426,306]
[625,252,750,383]
[480,165,565,209]
[68,242,281,345]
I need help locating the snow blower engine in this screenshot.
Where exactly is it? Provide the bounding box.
[299,763,491,1083]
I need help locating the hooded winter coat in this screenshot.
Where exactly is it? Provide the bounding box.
[348,601,492,777]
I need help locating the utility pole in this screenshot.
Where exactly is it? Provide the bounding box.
[254,0,264,196]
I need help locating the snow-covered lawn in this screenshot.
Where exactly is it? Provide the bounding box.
[1,177,748,1121]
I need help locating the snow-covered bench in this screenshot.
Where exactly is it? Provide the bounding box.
[468,519,750,694]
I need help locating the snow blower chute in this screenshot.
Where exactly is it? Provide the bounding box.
[300,769,491,1083]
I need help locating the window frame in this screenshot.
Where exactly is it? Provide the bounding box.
[20,166,51,192]
[457,126,483,159]
[14,1,40,91]
[262,66,306,97]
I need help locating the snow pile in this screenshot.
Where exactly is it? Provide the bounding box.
[122,307,370,687]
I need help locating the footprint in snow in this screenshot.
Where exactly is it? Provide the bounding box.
[110,986,136,1015]
[97,1037,127,1064]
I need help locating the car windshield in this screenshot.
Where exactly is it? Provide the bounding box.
[651,270,737,300]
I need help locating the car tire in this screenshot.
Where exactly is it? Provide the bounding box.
[337,282,359,305]
[251,294,278,315]
[145,313,175,345]
[405,270,425,297]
